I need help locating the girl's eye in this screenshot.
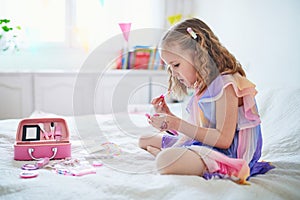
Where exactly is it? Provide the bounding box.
[173,63,180,67]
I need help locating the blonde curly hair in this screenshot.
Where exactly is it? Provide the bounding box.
[160,18,246,98]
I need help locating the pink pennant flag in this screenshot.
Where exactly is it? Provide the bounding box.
[118,23,131,42]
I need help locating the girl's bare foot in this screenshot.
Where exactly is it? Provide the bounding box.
[146,145,161,156]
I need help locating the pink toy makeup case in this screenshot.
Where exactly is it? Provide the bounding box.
[14,118,71,161]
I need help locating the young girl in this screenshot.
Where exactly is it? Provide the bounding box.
[139,18,274,184]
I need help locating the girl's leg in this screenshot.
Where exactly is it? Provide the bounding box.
[138,134,163,149]
[156,147,207,176]
[138,134,163,156]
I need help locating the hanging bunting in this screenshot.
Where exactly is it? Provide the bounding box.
[118,23,131,42]
[167,14,182,25]
[73,27,89,53]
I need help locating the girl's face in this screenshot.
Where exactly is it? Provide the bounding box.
[161,47,197,88]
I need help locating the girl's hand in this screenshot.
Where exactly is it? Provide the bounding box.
[148,113,179,132]
[151,95,171,114]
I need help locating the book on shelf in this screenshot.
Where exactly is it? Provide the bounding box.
[113,45,165,70]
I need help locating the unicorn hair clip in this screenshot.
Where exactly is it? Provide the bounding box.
[187,27,197,40]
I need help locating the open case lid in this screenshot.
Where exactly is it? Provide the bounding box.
[16,118,70,143]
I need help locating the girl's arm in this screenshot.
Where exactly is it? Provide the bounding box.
[150,85,238,149]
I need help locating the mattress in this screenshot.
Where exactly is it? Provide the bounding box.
[0,87,299,200]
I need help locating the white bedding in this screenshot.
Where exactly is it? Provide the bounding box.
[0,87,300,200]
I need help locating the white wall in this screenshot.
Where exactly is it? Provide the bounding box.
[193,0,300,89]
[1,0,299,89]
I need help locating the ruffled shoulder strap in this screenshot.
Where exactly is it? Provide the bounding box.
[198,73,261,129]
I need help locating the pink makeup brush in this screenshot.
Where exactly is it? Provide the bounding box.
[159,90,171,98]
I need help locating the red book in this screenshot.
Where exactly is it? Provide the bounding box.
[134,50,151,69]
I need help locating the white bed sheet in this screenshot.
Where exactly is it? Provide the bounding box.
[0,87,300,200]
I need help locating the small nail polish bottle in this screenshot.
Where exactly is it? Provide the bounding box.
[54,125,62,140]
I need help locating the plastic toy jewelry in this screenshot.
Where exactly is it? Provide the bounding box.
[92,161,103,167]
[51,157,97,177]
[21,157,50,170]
[21,163,38,170]
[19,171,39,179]
[100,142,121,157]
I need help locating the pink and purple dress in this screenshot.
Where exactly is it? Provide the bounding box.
[162,73,274,184]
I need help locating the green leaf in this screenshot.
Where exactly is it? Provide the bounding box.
[16,26,21,30]
[0,19,10,24]
[2,26,13,32]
